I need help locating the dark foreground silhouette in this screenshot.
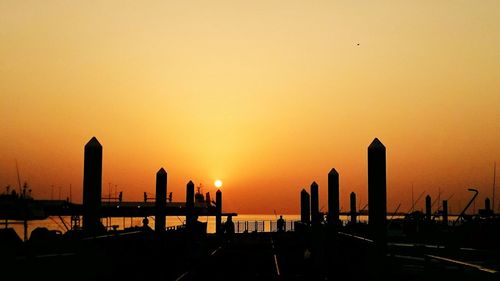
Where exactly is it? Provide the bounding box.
[2,223,500,281]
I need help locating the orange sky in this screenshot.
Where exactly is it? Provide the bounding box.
[1,1,499,214]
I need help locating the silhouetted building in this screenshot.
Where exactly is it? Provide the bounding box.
[82,137,103,235]
[328,168,340,228]
[155,168,167,233]
[368,138,387,249]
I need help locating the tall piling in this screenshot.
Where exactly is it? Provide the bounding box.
[328,168,340,228]
[368,138,387,249]
[311,182,320,224]
[425,195,432,221]
[485,198,491,211]
[442,200,448,226]
[301,189,311,225]
[155,168,167,233]
[216,189,222,234]
[350,192,357,224]
[186,180,195,227]
[82,137,103,235]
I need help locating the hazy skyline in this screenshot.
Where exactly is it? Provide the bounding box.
[1,1,499,214]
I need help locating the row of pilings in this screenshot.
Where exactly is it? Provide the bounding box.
[81,136,223,236]
[300,138,387,250]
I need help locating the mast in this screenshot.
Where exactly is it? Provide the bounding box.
[493,162,496,213]
[16,160,22,195]
[411,183,414,213]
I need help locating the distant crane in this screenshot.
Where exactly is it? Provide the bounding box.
[453,188,479,227]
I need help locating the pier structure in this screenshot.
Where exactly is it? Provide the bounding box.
[3,136,500,281]
[1,137,236,234]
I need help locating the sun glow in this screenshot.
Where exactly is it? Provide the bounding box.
[214,180,223,188]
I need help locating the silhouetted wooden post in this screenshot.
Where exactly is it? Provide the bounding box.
[216,189,222,234]
[311,182,320,224]
[442,200,448,226]
[368,138,387,250]
[328,168,340,228]
[186,180,194,227]
[300,189,311,225]
[350,192,357,224]
[83,137,102,235]
[425,195,432,221]
[485,198,491,212]
[155,168,167,233]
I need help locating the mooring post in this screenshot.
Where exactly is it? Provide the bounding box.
[368,138,387,252]
[216,189,222,234]
[350,192,357,224]
[425,195,432,221]
[186,180,195,228]
[328,168,340,229]
[301,189,311,225]
[311,181,320,225]
[82,137,103,235]
[155,168,167,233]
[442,200,448,226]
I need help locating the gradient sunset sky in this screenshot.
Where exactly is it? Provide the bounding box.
[1,1,499,214]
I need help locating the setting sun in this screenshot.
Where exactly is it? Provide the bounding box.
[214,180,223,188]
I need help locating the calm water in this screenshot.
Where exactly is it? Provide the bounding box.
[8,214,454,240]
[8,214,303,239]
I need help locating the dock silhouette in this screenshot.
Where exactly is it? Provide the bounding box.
[1,137,500,281]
